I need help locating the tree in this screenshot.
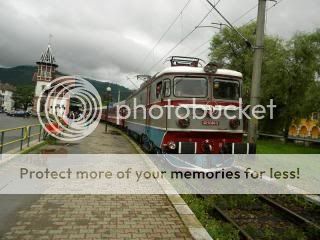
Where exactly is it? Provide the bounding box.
[12,85,34,110]
[280,31,320,138]
[209,24,320,137]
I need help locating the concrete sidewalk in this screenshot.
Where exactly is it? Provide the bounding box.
[35,124,138,154]
[1,124,197,240]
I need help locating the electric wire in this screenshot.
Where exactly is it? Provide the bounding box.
[183,0,284,64]
[244,0,285,25]
[133,0,192,73]
[146,7,214,73]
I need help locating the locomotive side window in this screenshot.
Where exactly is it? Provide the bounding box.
[174,77,207,98]
[155,81,163,99]
[213,79,240,100]
[163,79,171,97]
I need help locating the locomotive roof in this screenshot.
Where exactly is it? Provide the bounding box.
[131,66,243,98]
[156,66,243,78]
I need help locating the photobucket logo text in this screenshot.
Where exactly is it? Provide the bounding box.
[115,98,276,124]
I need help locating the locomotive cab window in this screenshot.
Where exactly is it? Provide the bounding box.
[163,79,171,97]
[213,79,240,100]
[174,77,207,98]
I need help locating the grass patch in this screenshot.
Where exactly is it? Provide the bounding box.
[257,139,320,154]
[182,195,240,240]
[20,141,47,154]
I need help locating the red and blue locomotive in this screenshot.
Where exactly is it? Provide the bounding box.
[102,56,255,154]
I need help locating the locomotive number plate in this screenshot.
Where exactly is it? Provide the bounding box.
[202,120,219,126]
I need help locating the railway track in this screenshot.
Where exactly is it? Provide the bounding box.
[260,195,320,231]
[197,194,320,240]
[126,135,320,238]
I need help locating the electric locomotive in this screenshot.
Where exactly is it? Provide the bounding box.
[104,56,255,154]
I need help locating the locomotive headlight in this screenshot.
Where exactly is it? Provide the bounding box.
[229,119,240,129]
[168,141,176,150]
[201,140,213,153]
[177,117,190,128]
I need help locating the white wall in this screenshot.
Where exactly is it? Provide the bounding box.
[35,81,50,97]
[0,90,14,111]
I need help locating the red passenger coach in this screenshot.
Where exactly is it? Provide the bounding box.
[102,101,126,128]
[104,56,256,154]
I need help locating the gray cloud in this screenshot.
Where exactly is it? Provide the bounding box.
[0,0,319,89]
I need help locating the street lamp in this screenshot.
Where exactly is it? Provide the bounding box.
[105,86,112,133]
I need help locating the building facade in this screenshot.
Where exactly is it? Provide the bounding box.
[33,44,59,113]
[33,44,74,117]
[289,112,320,140]
[0,83,15,111]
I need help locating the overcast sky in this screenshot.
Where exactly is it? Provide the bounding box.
[0,0,319,89]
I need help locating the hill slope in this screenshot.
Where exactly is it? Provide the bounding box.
[0,66,37,86]
[0,66,132,101]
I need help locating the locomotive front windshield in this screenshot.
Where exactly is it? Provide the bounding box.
[213,79,240,100]
[174,77,207,98]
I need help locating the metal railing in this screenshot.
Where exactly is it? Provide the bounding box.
[0,124,44,154]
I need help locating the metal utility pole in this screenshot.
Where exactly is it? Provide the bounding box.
[105,86,112,133]
[248,0,267,143]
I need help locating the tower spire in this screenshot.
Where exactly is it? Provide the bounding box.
[37,35,58,67]
[48,34,53,46]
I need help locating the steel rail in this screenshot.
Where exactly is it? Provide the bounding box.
[195,193,255,240]
[258,195,320,232]
[210,203,255,240]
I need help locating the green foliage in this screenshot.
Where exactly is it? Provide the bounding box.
[12,84,35,110]
[209,24,320,135]
[302,81,320,118]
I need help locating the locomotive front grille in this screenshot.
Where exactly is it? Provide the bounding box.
[178,142,197,154]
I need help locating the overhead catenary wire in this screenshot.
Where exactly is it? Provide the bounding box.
[189,0,265,58]
[126,76,139,89]
[187,0,283,63]
[186,39,211,56]
[232,3,259,24]
[183,0,222,57]
[243,0,285,26]
[146,7,214,73]
[196,47,211,59]
[186,0,285,65]
[206,0,253,47]
[133,0,192,73]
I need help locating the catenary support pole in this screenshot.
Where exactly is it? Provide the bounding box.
[248,0,267,143]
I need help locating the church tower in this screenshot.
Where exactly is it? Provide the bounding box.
[33,44,58,112]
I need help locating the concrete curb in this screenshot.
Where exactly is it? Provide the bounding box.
[116,127,212,240]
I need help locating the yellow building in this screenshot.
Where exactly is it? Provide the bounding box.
[289,112,320,139]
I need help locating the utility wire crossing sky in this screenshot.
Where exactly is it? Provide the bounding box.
[0,0,319,89]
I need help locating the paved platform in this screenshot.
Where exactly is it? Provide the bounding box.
[2,195,191,240]
[1,124,195,240]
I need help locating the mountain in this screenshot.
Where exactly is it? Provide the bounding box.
[0,66,37,86]
[0,66,132,101]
